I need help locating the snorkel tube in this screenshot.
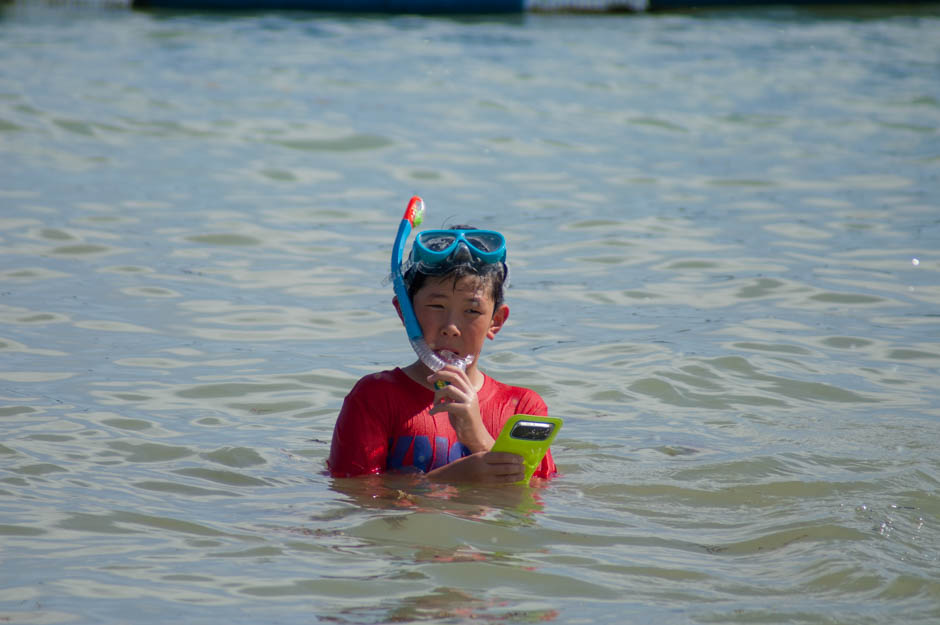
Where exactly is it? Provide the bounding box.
[391,196,473,374]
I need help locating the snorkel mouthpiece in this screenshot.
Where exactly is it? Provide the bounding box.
[391,196,473,376]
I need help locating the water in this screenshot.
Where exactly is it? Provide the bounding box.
[2,2,939,623]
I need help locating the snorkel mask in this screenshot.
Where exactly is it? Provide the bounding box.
[409,228,507,275]
[391,196,504,374]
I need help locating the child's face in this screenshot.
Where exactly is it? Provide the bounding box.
[411,274,507,364]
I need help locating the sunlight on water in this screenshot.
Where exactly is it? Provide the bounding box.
[1,2,939,624]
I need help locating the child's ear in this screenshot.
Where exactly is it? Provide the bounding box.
[487,304,509,340]
[392,296,405,324]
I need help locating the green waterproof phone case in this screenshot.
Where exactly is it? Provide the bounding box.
[491,414,563,484]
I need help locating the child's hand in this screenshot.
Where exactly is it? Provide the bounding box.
[427,451,524,484]
[428,365,494,453]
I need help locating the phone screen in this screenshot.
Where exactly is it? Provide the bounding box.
[509,421,555,441]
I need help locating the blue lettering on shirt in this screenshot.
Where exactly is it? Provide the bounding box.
[412,436,432,472]
[387,436,412,471]
[387,435,471,473]
[430,436,449,470]
[449,440,469,463]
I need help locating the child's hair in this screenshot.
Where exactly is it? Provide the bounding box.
[404,224,508,311]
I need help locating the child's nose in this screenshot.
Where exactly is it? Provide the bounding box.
[440,315,461,336]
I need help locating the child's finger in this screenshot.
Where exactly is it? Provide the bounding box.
[485,451,523,465]
[428,387,465,415]
[485,454,524,478]
[427,366,469,390]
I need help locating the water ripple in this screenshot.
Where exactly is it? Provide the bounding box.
[1,5,939,625]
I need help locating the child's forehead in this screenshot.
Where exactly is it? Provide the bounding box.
[419,274,492,299]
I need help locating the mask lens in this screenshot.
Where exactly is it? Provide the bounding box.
[464,231,504,253]
[419,232,458,252]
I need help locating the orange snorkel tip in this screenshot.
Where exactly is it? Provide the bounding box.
[403,196,425,228]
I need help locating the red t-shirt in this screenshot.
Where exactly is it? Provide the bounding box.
[327,367,556,479]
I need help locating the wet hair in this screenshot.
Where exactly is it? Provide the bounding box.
[404,224,508,311]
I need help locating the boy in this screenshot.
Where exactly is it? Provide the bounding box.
[326,215,556,484]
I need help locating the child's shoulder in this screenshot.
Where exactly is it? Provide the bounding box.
[481,373,547,410]
[355,367,400,387]
[351,368,408,392]
[483,373,533,394]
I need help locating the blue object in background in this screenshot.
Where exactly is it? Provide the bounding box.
[133,0,527,12]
